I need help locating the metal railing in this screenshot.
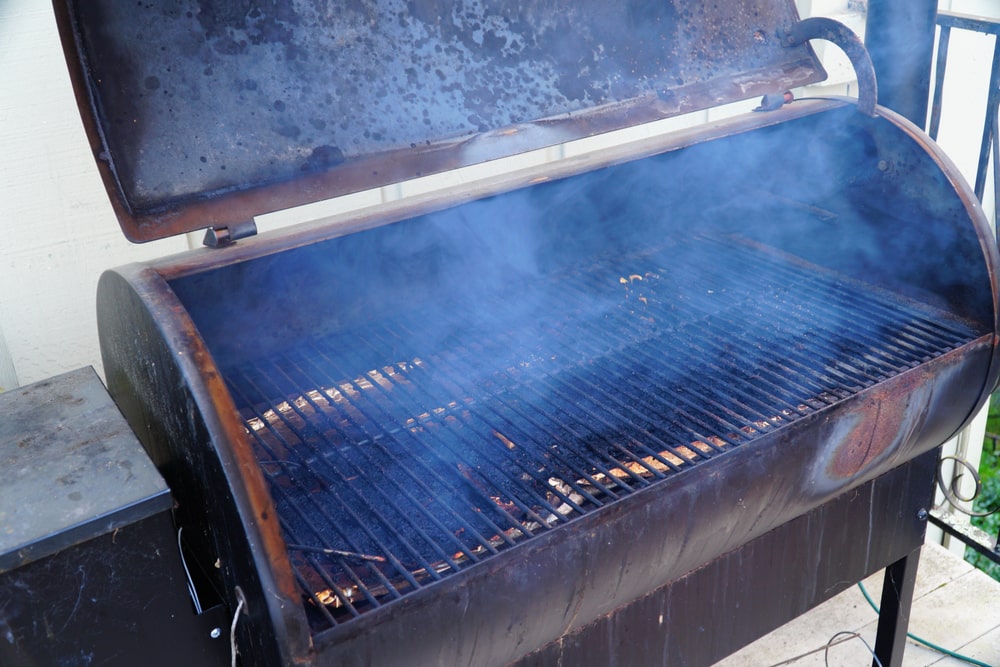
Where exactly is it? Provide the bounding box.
[925,10,1000,568]
[929,432,1000,566]
[929,10,1000,234]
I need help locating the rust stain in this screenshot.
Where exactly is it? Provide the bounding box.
[826,370,928,479]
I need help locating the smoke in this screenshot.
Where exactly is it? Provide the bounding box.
[159,96,999,623]
[170,101,992,401]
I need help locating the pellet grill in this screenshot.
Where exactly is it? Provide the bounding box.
[43,0,1000,665]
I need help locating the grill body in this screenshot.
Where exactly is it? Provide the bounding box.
[97,100,999,665]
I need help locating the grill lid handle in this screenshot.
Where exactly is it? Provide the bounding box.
[782,17,878,117]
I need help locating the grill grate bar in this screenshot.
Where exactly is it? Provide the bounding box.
[235,406,405,616]
[705,237,971,357]
[230,369,430,600]
[298,351,544,540]
[462,321,738,459]
[325,347,567,528]
[367,326,623,502]
[422,329,664,488]
[259,358,492,572]
[562,327,795,445]
[281,349,520,549]
[224,234,980,630]
[626,265,889,390]
[543,277,829,420]
[548,252,866,401]
[376,325,632,500]
[643,237,969,384]
[358,330,607,511]
[237,365,449,589]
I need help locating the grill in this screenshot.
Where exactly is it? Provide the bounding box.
[53,0,1000,665]
[225,234,977,631]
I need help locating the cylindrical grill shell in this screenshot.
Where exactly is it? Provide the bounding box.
[98,101,1000,665]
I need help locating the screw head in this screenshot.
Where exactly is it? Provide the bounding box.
[917,508,929,521]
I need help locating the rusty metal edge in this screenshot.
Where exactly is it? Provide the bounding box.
[96,265,310,665]
[874,103,1000,428]
[51,0,142,241]
[85,83,824,244]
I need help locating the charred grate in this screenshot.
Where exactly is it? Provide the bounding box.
[223,235,980,632]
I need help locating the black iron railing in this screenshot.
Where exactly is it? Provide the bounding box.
[929,432,1000,567]
[925,9,1000,571]
[929,10,1000,234]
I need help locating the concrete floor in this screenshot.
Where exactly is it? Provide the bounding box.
[715,541,1000,666]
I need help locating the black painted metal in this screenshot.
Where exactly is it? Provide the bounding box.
[865,0,938,127]
[928,11,1000,231]
[517,448,938,666]
[928,510,1000,564]
[57,1,999,663]
[0,512,232,667]
[97,267,310,665]
[873,546,923,667]
[938,11,1000,35]
[929,432,1000,566]
[0,369,230,666]
[976,42,1000,209]
[928,24,950,142]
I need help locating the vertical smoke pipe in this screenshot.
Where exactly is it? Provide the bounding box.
[865,0,938,128]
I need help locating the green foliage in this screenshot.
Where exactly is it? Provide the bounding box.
[967,397,1000,581]
[987,393,1000,435]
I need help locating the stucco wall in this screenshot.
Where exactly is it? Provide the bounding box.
[0,2,189,390]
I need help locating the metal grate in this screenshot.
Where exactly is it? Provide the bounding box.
[223,234,979,631]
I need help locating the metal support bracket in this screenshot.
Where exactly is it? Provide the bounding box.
[203,220,258,248]
[782,17,879,117]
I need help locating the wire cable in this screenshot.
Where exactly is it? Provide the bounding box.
[823,631,882,667]
[176,527,203,614]
[857,582,993,667]
[767,631,866,666]
[230,594,245,667]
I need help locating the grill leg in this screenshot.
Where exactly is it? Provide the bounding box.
[872,546,921,667]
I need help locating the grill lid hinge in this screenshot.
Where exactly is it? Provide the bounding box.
[203,220,258,248]
[754,91,794,112]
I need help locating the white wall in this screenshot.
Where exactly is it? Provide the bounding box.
[0,0,993,392]
[0,2,190,389]
[935,0,998,220]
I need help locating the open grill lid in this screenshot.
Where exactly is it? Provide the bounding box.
[54,0,826,242]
